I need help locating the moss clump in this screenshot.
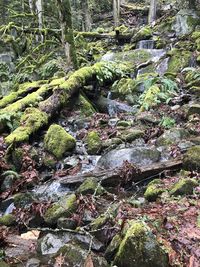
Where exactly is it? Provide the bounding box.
[117,120,132,127]
[132,26,152,42]
[86,131,101,155]
[167,49,191,73]
[44,194,77,225]
[76,177,105,195]
[183,146,200,171]
[44,124,76,159]
[0,214,16,226]
[111,78,138,100]
[144,179,165,201]
[113,220,168,267]
[170,178,198,196]
[105,234,122,262]
[5,108,48,144]
[75,94,95,116]
[156,128,189,146]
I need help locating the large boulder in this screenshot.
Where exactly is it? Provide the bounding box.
[183,146,200,171]
[97,147,160,169]
[170,178,198,196]
[44,124,76,159]
[156,128,189,146]
[113,220,168,267]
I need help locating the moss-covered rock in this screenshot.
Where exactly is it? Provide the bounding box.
[183,146,200,171]
[0,214,16,226]
[76,177,105,195]
[117,120,132,127]
[113,220,168,267]
[105,234,122,262]
[167,49,191,73]
[187,104,200,117]
[86,131,101,154]
[111,78,139,101]
[44,194,77,225]
[0,260,10,267]
[156,128,189,146]
[144,179,165,201]
[170,178,198,196]
[0,171,20,193]
[75,94,95,116]
[132,26,152,42]
[139,85,160,112]
[44,124,76,159]
[119,129,144,143]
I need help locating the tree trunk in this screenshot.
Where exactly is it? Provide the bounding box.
[82,0,92,31]
[36,0,43,41]
[56,0,78,70]
[148,0,157,24]
[113,0,120,27]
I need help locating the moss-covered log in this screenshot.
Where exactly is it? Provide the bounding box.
[3,61,129,145]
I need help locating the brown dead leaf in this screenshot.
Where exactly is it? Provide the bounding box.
[84,254,94,267]
[54,253,65,267]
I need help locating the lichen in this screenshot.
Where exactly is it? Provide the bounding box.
[44,124,76,159]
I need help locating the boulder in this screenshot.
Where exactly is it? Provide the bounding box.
[187,103,200,116]
[156,128,189,146]
[170,178,198,196]
[76,177,105,195]
[144,179,165,201]
[183,145,200,171]
[86,131,101,154]
[44,124,76,159]
[97,147,160,169]
[113,220,168,267]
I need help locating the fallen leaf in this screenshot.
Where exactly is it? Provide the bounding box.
[84,254,94,267]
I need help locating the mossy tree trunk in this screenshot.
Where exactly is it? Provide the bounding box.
[56,0,78,70]
[81,0,92,31]
[148,0,157,24]
[113,0,120,27]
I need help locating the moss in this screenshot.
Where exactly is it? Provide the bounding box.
[86,131,101,154]
[105,234,122,262]
[170,178,198,196]
[117,120,132,127]
[187,104,200,116]
[132,26,152,42]
[111,78,138,100]
[13,192,34,208]
[183,146,200,171]
[192,31,200,39]
[115,49,152,66]
[5,108,48,144]
[0,260,10,267]
[44,124,76,159]
[76,177,105,195]
[119,129,144,142]
[0,214,16,226]
[44,194,77,225]
[139,85,160,112]
[144,179,165,201]
[75,94,95,116]
[156,128,189,146]
[10,147,23,171]
[113,220,168,267]
[167,49,191,73]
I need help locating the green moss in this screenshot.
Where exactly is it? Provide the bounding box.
[192,31,200,39]
[170,178,198,196]
[86,131,101,155]
[183,146,200,171]
[0,260,10,267]
[0,214,16,226]
[76,177,105,195]
[132,26,152,42]
[117,120,132,127]
[144,179,165,201]
[75,94,95,116]
[113,220,168,267]
[111,78,138,100]
[167,49,191,73]
[105,234,122,262]
[119,129,144,142]
[44,194,77,225]
[115,49,152,66]
[44,124,76,159]
[5,108,48,144]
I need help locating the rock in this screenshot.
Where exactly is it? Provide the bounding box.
[13,192,34,208]
[97,147,160,169]
[102,138,123,150]
[156,128,189,146]
[167,48,191,73]
[74,94,95,116]
[43,193,77,225]
[76,177,105,195]
[57,217,77,230]
[44,124,76,159]
[183,146,200,171]
[132,26,152,42]
[86,131,101,155]
[26,258,40,267]
[105,234,122,262]
[187,104,200,116]
[0,260,10,267]
[0,214,16,226]
[172,9,200,36]
[117,120,132,127]
[113,220,168,267]
[0,171,20,193]
[144,179,165,201]
[170,178,198,196]
[119,129,144,143]
[56,244,108,267]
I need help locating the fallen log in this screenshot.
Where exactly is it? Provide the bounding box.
[3,61,130,145]
[59,159,182,187]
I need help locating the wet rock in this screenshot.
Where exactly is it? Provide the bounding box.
[0,214,16,226]
[170,178,198,196]
[117,120,132,127]
[76,177,105,195]
[44,124,76,159]
[97,147,160,169]
[144,179,165,201]
[57,218,77,230]
[183,146,200,171]
[26,258,40,267]
[86,131,101,155]
[156,128,189,146]
[43,193,77,225]
[56,244,108,267]
[102,138,123,150]
[113,220,168,267]
[118,129,144,143]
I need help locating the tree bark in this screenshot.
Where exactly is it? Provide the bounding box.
[148,0,157,24]
[56,0,78,69]
[113,0,120,27]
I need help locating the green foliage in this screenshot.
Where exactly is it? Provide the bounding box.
[159,116,176,129]
[0,112,21,131]
[38,59,60,79]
